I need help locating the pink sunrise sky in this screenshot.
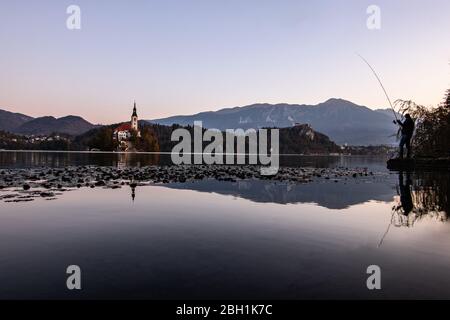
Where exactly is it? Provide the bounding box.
[0,0,449,124]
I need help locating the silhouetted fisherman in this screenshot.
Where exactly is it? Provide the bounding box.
[398,171,413,215]
[394,114,415,158]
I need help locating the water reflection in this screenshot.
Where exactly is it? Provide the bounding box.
[1,151,387,171]
[377,171,449,247]
[131,184,136,202]
[162,178,395,209]
[398,171,413,215]
[392,171,448,227]
[1,153,450,299]
[160,171,449,217]
[0,151,164,168]
[1,152,447,218]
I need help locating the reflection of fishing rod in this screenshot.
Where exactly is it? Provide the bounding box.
[378,183,400,248]
[378,209,396,248]
[357,53,398,121]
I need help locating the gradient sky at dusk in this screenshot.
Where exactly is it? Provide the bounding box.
[1,0,449,124]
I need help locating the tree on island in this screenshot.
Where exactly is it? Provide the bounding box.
[85,127,118,151]
[130,125,160,152]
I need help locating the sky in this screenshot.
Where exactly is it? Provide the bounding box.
[0,0,449,124]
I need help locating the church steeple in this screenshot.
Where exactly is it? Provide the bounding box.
[131,100,138,131]
[132,100,138,117]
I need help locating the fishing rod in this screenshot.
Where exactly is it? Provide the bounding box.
[357,53,402,247]
[357,53,399,121]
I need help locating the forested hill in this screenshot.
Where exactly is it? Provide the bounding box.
[73,122,340,154]
[1,122,340,155]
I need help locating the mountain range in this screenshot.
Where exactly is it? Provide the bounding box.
[0,109,34,132]
[149,98,398,145]
[0,109,97,136]
[1,98,399,145]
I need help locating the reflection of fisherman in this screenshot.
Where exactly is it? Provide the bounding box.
[393,114,415,159]
[378,171,415,246]
[398,171,413,215]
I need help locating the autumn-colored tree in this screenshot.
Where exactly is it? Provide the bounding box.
[133,126,160,152]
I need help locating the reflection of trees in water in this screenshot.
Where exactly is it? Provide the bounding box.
[392,171,448,228]
[413,171,449,216]
[2,152,389,171]
[0,151,165,168]
[114,153,161,168]
[379,171,448,247]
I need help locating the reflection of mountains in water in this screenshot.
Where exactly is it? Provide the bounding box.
[163,178,396,209]
[163,171,449,213]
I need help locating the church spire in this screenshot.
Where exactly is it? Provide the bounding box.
[132,100,137,117]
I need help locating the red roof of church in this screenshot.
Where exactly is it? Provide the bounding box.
[114,123,132,132]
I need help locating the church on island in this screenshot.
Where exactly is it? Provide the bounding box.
[113,101,141,142]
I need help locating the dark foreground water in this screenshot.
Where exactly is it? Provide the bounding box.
[0,151,449,299]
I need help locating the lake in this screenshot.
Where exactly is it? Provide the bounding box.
[0,151,449,299]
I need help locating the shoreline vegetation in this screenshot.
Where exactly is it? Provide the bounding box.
[386,89,450,170]
[395,89,449,158]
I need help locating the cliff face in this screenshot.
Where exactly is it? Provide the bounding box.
[278,124,341,154]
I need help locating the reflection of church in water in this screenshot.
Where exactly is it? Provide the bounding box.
[115,153,142,169]
[130,183,136,202]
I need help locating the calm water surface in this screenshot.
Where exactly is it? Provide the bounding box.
[0,151,449,299]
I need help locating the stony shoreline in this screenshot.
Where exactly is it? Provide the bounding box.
[0,165,385,203]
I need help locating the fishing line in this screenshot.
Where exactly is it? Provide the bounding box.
[357,53,399,121]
